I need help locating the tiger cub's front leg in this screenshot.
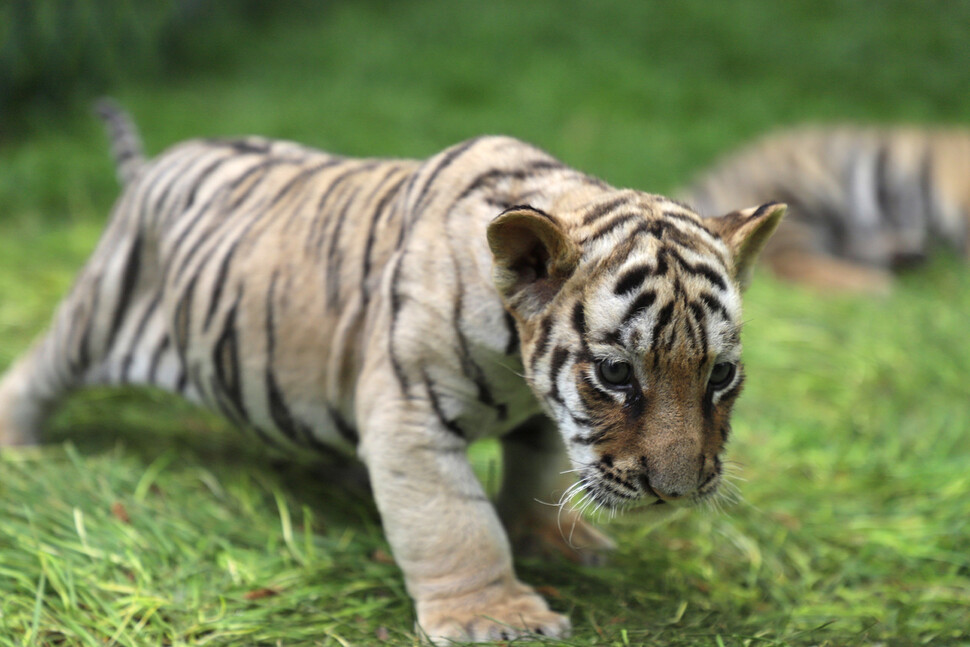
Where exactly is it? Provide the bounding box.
[356,365,569,645]
[497,417,616,566]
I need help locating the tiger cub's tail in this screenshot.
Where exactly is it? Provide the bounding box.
[94,98,146,186]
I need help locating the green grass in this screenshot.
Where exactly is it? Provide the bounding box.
[2,1,969,645]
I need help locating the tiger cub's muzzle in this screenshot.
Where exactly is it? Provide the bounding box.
[584,448,723,510]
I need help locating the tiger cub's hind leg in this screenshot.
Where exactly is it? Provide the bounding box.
[0,219,164,447]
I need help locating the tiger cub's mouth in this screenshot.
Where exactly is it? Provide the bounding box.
[579,457,725,515]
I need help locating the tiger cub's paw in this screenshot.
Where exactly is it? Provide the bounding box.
[416,584,570,644]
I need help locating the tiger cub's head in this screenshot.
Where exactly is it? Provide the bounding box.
[488,194,784,513]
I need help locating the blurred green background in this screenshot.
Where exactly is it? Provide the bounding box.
[1,2,969,645]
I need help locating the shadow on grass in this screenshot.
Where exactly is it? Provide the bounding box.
[44,387,377,524]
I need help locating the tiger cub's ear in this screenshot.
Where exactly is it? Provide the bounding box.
[705,201,786,291]
[487,206,581,319]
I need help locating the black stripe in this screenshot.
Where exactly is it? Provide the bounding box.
[582,195,633,225]
[664,319,679,351]
[500,204,556,223]
[681,307,699,353]
[152,152,252,258]
[628,219,672,242]
[202,237,240,331]
[73,273,102,375]
[315,161,379,216]
[175,369,188,394]
[226,158,294,211]
[622,290,657,327]
[173,273,198,361]
[600,330,622,346]
[598,465,638,492]
[750,201,782,219]
[503,310,519,355]
[144,154,203,220]
[218,138,271,155]
[183,154,238,211]
[195,175,294,327]
[210,375,248,428]
[622,387,646,421]
[106,234,143,352]
[572,301,587,337]
[328,406,359,445]
[190,363,204,400]
[178,160,293,288]
[119,293,160,382]
[212,287,245,421]
[567,411,594,428]
[388,254,411,393]
[698,292,731,322]
[579,373,614,406]
[264,272,306,445]
[664,211,717,246]
[169,159,288,282]
[147,334,170,385]
[451,266,502,416]
[547,346,571,404]
[687,301,709,360]
[274,160,344,207]
[324,186,362,310]
[662,210,710,233]
[250,424,289,451]
[455,168,515,204]
[266,358,321,446]
[528,315,554,373]
[614,263,652,296]
[413,137,485,214]
[451,159,565,208]
[587,212,638,241]
[668,249,728,291]
[649,301,675,350]
[423,372,465,438]
[361,172,410,296]
[595,479,637,502]
[571,429,607,446]
[138,149,211,225]
[317,164,386,300]
[394,171,424,251]
[648,219,717,254]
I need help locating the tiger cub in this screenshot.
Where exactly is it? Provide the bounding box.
[0,102,784,644]
[681,126,970,293]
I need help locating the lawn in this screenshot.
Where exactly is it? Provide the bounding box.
[1,2,969,645]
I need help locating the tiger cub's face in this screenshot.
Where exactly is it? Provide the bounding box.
[488,197,785,513]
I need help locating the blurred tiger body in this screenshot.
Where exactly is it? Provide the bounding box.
[682,126,970,292]
[0,103,783,643]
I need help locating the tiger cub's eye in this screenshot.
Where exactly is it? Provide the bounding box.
[597,359,632,386]
[708,362,736,390]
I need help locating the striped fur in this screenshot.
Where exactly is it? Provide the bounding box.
[0,104,784,643]
[681,126,970,293]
